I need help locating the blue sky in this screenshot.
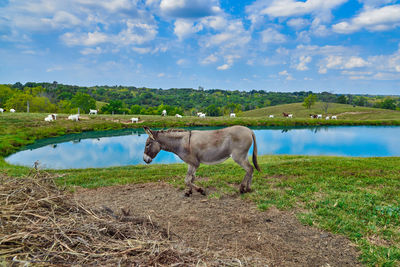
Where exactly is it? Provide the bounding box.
[1,0,400,94]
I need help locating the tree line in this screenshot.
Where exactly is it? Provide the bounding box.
[1,82,399,116]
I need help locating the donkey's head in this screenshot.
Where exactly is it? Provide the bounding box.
[143,127,161,164]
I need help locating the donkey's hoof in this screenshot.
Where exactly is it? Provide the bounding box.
[184,191,192,197]
[197,188,206,196]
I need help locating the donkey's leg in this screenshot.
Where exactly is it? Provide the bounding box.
[232,152,254,194]
[184,164,205,196]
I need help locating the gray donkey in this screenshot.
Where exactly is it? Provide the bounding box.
[143,126,261,196]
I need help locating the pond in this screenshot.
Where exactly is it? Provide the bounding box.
[5,126,400,169]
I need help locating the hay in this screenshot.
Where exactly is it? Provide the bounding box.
[0,170,199,266]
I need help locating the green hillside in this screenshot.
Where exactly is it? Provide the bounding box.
[240,102,400,120]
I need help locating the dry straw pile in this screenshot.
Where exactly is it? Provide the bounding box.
[0,169,199,266]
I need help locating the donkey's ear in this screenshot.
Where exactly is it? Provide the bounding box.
[143,127,155,140]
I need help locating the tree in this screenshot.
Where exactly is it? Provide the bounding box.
[302,94,317,109]
[380,98,397,110]
[101,100,123,114]
[337,95,347,104]
[205,104,222,116]
[0,85,14,106]
[71,93,96,113]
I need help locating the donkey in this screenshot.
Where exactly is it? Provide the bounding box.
[143,126,261,196]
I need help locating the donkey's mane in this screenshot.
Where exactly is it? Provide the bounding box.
[158,128,187,133]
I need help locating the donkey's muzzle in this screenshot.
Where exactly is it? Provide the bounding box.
[143,154,152,164]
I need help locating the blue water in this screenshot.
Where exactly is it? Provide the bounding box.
[5,126,400,169]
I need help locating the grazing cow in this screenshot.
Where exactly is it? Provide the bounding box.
[331,115,337,119]
[161,110,167,116]
[317,114,322,119]
[131,117,139,123]
[143,126,261,196]
[197,112,204,117]
[10,109,15,113]
[68,114,80,121]
[0,108,4,113]
[199,113,206,118]
[175,114,182,118]
[283,112,293,118]
[230,113,236,118]
[44,115,53,122]
[325,116,330,120]
[310,114,318,119]
[269,115,274,118]
[89,109,98,115]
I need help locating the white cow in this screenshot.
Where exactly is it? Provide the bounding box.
[288,114,293,118]
[0,108,4,113]
[68,114,80,121]
[161,110,167,116]
[175,114,182,118]
[317,114,322,119]
[325,116,330,120]
[10,108,15,113]
[44,115,53,122]
[199,113,206,118]
[131,117,139,123]
[89,109,98,115]
[269,115,274,118]
[331,115,337,120]
[230,113,236,118]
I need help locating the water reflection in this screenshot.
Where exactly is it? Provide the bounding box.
[5,126,400,169]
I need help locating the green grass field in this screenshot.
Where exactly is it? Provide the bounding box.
[241,102,400,120]
[1,108,400,266]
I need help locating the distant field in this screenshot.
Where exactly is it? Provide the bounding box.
[240,102,400,120]
[95,101,108,110]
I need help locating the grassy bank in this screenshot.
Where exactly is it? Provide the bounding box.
[1,112,400,266]
[241,102,400,120]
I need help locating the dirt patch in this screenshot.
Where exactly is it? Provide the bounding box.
[75,183,362,266]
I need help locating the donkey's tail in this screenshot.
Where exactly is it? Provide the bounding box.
[251,131,261,172]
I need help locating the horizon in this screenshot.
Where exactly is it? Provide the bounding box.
[1,0,400,95]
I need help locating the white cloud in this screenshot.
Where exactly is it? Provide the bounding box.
[296,55,312,70]
[278,69,294,80]
[320,55,369,73]
[160,0,220,18]
[216,54,240,70]
[176,58,187,65]
[260,0,347,18]
[217,64,230,70]
[246,0,347,29]
[80,46,102,55]
[132,46,152,54]
[157,72,165,77]
[261,28,286,44]
[333,4,400,33]
[201,54,218,64]
[61,21,157,47]
[46,66,63,72]
[203,19,250,48]
[173,19,202,40]
[287,18,310,29]
[61,31,109,46]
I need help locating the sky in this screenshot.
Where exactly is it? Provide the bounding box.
[1,0,400,95]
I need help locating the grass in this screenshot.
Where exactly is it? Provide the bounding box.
[241,102,400,120]
[1,110,400,266]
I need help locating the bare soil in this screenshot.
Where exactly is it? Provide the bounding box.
[75,183,362,266]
